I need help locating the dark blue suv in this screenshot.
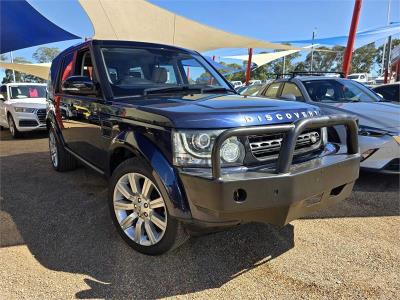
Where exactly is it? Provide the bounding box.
[46,40,360,255]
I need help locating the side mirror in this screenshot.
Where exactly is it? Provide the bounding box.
[61,76,97,96]
[281,93,296,101]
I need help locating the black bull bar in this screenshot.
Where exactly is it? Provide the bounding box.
[211,114,359,179]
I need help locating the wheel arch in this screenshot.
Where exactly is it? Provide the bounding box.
[108,131,191,219]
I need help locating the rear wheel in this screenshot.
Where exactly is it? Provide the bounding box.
[109,158,188,255]
[48,128,78,172]
[8,115,21,138]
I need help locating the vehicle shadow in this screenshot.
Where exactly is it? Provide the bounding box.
[0,129,48,141]
[1,152,294,299]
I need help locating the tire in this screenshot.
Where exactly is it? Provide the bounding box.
[48,127,78,172]
[109,157,189,255]
[8,114,21,138]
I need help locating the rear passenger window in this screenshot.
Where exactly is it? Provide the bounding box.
[264,83,281,98]
[281,83,304,100]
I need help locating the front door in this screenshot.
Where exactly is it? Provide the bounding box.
[56,48,112,170]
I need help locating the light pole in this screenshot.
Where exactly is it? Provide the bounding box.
[310,28,316,72]
[381,0,391,76]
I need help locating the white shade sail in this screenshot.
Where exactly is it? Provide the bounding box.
[0,62,50,79]
[224,49,301,66]
[79,0,299,52]
[222,45,326,67]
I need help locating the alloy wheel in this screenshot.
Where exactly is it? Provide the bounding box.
[113,172,168,246]
[8,117,15,136]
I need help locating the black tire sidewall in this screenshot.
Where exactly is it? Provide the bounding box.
[49,128,60,171]
[109,157,180,255]
[8,115,19,138]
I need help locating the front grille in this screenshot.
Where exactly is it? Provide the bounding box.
[36,109,46,123]
[248,129,322,161]
[19,120,38,127]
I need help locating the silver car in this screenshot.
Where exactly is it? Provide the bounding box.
[257,76,400,174]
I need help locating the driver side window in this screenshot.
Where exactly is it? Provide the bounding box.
[0,85,7,100]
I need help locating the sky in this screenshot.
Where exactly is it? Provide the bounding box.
[1,0,400,79]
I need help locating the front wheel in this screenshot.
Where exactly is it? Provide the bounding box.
[109,158,188,255]
[8,115,21,138]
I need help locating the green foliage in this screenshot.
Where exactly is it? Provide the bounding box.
[303,45,345,72]
[350,43,378,73]
[32,47,60,63]
[374,38,400,74]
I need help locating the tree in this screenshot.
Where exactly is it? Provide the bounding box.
[219,62,245,82]
[32,47,60,63]
[374,38,400,74]
[1,57,45,84]
[349,43,378,73]
[303,45,345,72]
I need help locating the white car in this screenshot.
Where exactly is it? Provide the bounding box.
[0,83,47,138]
[230,81,243,89]
[249,79,262,85]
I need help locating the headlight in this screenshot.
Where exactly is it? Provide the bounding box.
[172,129,245,167]
[14,107,35,113]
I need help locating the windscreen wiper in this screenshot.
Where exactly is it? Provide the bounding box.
[201,87,236,94]
[143,85,201,96]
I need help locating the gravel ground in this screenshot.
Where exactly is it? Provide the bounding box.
[0,130,399,299]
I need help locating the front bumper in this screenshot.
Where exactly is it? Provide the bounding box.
[178,115,360,229]
[14,112,46,132]
[359,135,400,174]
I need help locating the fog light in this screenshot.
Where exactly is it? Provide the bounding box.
[394,136,400,145]
[361,149,377,162]
[221,140,241,162]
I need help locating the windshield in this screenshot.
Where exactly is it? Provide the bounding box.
[9,85,46,100]
[101,47,231,98]
[302,79,379,103]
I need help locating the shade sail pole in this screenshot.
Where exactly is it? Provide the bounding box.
[10,51,16,82]
[245,48,253,85]
[381,0,392,75]
[342,0,363,77]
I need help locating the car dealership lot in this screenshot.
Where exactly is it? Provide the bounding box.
[0,131,399,299]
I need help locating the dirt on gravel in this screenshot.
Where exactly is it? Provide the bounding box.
[0,130,399,299]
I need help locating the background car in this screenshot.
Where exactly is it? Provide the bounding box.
[230,80,244,89]
[372,82,400,102]
[257,75,400,173]
[238,83,264,96]
[0,83,47,138]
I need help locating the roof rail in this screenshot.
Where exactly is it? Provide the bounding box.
[289,71,345,78]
